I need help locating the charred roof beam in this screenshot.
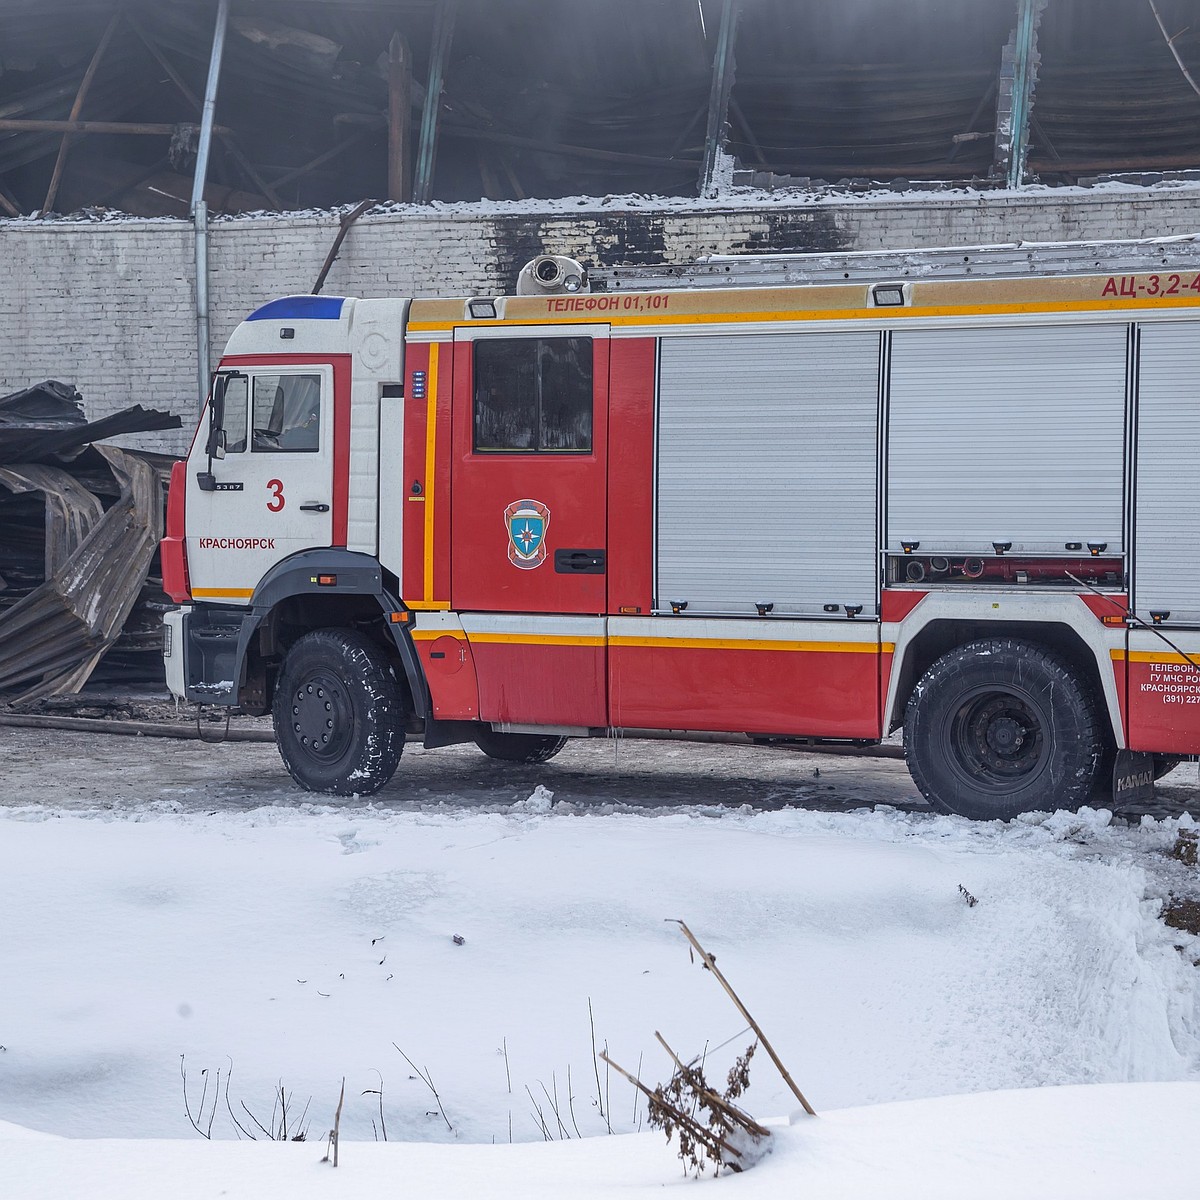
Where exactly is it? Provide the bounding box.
[40,7,121,215]
[125,10,282,210]
[388,32,413,202]
[699,0,740,198]
[413,0,458,205]
[994,0,1046,189]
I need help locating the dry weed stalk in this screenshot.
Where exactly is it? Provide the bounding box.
[181,1056,311,1142]
[394,1043,455,1133]
[180,1055,219,1139]
[321,1078,346,1166]
[600,919,815,1177]
[240,1082,311,1141]
[670,919,816,1117]
[601,1039,767,1176]
[362,1070,387,1142]
[588,997,613,1133]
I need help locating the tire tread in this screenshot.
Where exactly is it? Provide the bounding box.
[904,637,1104,820]
[272,628,404,796]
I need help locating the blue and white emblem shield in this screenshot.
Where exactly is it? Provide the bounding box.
[505,498,551,569]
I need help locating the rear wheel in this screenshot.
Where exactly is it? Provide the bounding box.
[904,638,1103,821]
[473,727,568,764]
[273,629,404,795]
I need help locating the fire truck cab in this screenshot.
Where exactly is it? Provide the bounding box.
[162,245,1200,819]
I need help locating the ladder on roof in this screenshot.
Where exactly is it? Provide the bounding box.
[588,234,1200,291]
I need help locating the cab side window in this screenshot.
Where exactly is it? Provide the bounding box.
[252,373,322,452]
[473,338,592,453]
[222,375,248,454]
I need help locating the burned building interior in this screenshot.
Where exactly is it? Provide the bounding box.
[1,0,1200,218]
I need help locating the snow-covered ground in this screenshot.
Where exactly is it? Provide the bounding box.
[7,1084,1200,1200]
[2,728,1199,1196]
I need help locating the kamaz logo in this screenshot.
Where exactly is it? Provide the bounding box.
[1114,770,1153,793]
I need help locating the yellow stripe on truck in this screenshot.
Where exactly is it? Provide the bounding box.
[467,634,606,647]
[192,587,255,599]
[423,343,439,604]
[407,296,1200,335]
[408,630,893,653]
[610,637,890,653]
[1113,649,1200,665]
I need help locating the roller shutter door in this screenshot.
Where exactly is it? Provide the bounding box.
[887,324,1127,555]
[656,331,879,617]
[1135,322,1200,624]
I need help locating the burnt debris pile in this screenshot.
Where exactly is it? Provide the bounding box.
[0,381,180,703]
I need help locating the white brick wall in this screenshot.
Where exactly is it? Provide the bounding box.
[3,186,1199,455]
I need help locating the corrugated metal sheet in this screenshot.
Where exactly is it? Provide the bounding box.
[0,445,164,701]
[0,381,180,699]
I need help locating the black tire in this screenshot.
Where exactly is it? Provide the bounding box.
[904,638,1103,821]
[272,629,404,795]
[473,726,568,764]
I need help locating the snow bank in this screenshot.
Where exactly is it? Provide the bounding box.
[4,1083,1199,1200]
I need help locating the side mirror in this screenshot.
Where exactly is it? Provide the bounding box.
[204,375,228,459]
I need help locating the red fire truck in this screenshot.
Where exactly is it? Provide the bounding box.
[162,241,1200,819]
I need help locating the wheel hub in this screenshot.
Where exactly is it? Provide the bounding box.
[950,690,1045,790]
[290,671,351,760]
[985,715,1025,755]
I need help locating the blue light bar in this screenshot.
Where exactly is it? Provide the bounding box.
[246,296,346,321]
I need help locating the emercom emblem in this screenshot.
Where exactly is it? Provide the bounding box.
[505,498,550,570]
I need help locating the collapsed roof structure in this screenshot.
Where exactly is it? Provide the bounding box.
[0,383,180,701]
[1,0,1199,218]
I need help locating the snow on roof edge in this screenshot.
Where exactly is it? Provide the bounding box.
[6,177,1200,231]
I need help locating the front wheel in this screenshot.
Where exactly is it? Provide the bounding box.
[473,726,568,764]
[272,629,404,795]
[904,638,1103,821]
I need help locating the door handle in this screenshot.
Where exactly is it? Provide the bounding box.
[299,502,330,513]
[554,548,605,574]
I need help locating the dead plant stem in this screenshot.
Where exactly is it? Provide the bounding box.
[654,1032,771,1138]
[670,919,816,1116]
[394,1044,454,1133]
[599,1051,743,1164]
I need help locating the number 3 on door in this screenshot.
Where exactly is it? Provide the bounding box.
[267,479,285,512]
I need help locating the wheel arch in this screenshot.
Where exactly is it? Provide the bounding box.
[222,549,429,718]
[887,617,1120,747]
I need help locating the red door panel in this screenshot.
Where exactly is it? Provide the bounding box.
[450,331,609,615]
[412,631,480,719]
[449,327,610,729]
[473,641,607,727]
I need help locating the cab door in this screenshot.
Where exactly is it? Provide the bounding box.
[185,363,337,604]
[450,325,609,728]
[451,327,609,613]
